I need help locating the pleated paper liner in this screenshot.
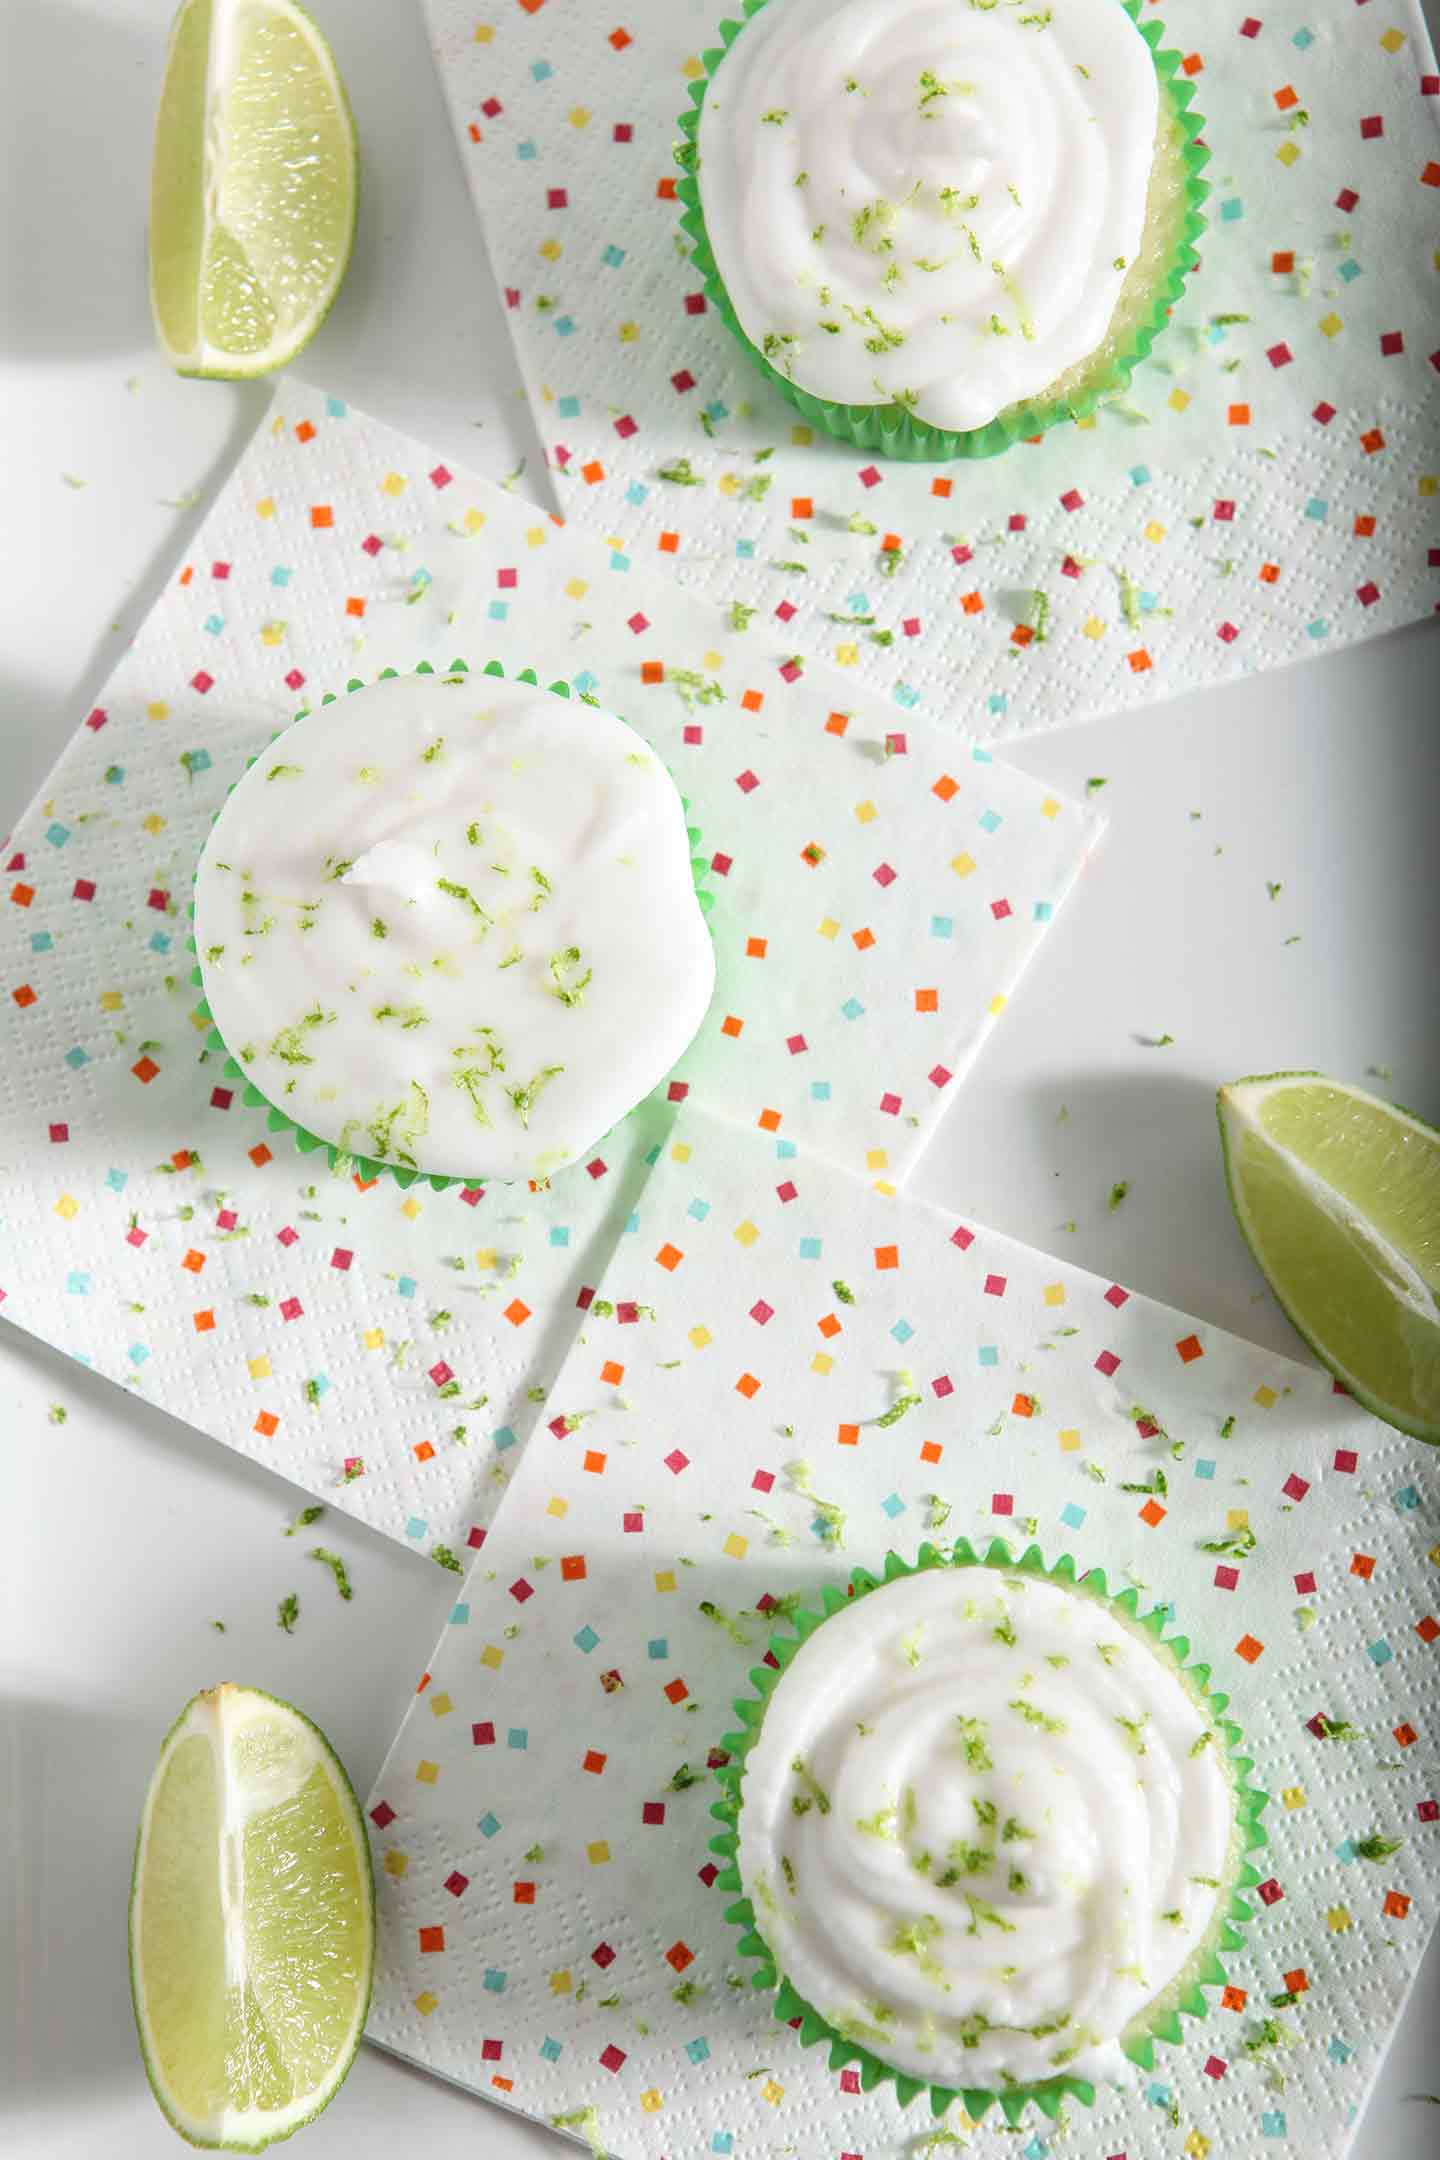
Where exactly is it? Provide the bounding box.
[709,1538,1270,2130]
[676,0,1210,463]
[186,658,716,1193]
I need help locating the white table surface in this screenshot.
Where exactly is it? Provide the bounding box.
[2,3,1436,2157]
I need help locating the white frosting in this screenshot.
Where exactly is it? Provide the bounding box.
[192,673,714,1182]
[696,0,1159,431]
[737,1567,1234,2088]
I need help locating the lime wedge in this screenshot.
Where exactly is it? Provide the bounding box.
[129,1685,374,2150]
[149,0,357,378]
[1218,1071,1440,1443]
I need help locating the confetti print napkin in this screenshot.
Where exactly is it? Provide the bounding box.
[365,1107,1439,2160]
[422,0,1440,746]
[0,381,1096,1551]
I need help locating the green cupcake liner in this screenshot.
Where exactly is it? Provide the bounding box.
[186,657,716,1193]
[676,0,1211,462]
[708,1538,1269,2129]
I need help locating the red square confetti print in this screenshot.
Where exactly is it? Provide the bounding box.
[1235,1634,1265,1664]
[418,1926,445,1953]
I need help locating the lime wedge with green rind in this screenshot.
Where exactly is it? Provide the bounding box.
[1218,1071,1440,1444]
[129,1684,374,2150]
[149,0,357,378]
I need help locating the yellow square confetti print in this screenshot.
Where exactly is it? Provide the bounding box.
[1082,615,1107,640]
[1184,2134,1210,2160]
[654,1569,677,1593]
[835,643,859,667]
[565,576,588,599]
[1043,1283,1066,1307]
[475,1247,497,1270]
[539,237,562,263]
[723,1532,748,1560]
[525,525,548,548]
[717,472,740,497]
[1327,1906,1352,1933]
[1253,1385,1278,1408]
[460,507,485,534]
[853,799,878,824]
[260,621,286,648]
[415,1760,440,1785]
[480,1644,504,1670]
[568,105,591,127]
[53,1193,79,1221]
[429,1692,453,1718]
[688,1325,712,1350]
[791,424,814,445]
[761,2080,784,2106]
[873,1179,897,1196]
[1280,1785,1307,1810]
[1275,139,1301,167]
[640,2089,663,2113]
[189,1009,209,1033]
[987,993,1007,1017]
[950,852,976,879]
[817,917,841,941]
[473,23,494,42]
[811,1353,834,1376]
[546,1495,569,1519]
[383,1849,408,1878]
[734,1220,760,1248]
[619,321,640,343]
[100,989,124,1012]
[247,1354,272,1380]
[1041,797,1060,820]
[670,1142,692,1165]
[414,1990,438,2016]
[703,649,724,672]
[255,496,277,519]
[362,1328,384,1351]
[1144,521,1167,543]
[865,1148,889,1172]
[1226,1508,1251,1532]
[142,813,166,835]
[381,471,407,496]
[1319,313,1343,339]
[550,1968,572,1994]
[1058,1428,1081,1452]
[400,1195,423,1221]
[587,1840,611,1865]
[146,700,169,721]
[1167,387,1191,413]
[1380,24,1406,48]
[682,54,704,78]
[1420,475,1438,498]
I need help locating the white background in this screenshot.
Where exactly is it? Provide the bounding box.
[1,2,1436,2156]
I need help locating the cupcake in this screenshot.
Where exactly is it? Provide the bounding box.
[679,0,1209,460]
[190,665,715,1185]
[713,1544,1266,2123]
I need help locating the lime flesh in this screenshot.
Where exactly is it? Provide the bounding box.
[1218,1072,1440,1443]
[149,0,357,378]
[129,1685,374,2150]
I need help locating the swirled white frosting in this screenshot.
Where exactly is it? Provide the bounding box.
[736,1566,1234,2088]
[193,673,714,1182]
[696,0,1159,431]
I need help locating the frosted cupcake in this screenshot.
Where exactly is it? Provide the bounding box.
[191,667,715,1185]
[679,0,1209,459]
[713,1547,1265,2122]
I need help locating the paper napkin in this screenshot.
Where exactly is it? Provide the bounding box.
[422,0,1440,745]
[365,1108,1439,2160]
[0,382,1096,1550]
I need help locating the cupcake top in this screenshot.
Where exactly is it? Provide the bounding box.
[696,0,1159,432]
[736,1564,1235,2089]
[192,672,714,1182]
